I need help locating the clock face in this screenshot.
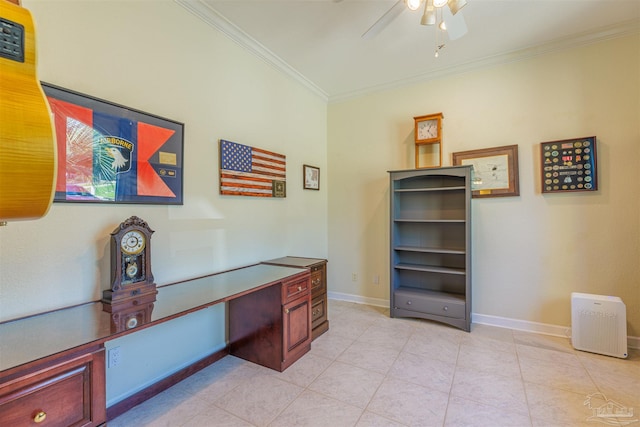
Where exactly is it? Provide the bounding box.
[418,119,438,140]
[121,230,146,255]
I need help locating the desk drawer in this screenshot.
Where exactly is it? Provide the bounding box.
[283,277,310,303]
[0,350,104,427]
[309,263,324,273]
[311,297,326,328]
[310,270,324,298]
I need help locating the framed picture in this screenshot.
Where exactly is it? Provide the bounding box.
[303,164,320,190]
[540,136,597,193]
[452,145,520,198]
[42,82,184,205]
[219,139,287,198]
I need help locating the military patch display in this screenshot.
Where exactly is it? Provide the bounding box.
[541,136,597,193]
[42,83,184,205]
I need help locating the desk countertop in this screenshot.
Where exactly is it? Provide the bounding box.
[0,263,308,373]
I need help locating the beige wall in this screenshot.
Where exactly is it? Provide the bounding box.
[0,0,328,323]
[1,3,638,402]
[327,34,640,337]
[1,0,327,403]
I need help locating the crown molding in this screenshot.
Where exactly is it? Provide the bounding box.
[175,0,638,105]
[174,0,329,102]
[329,19,640,103]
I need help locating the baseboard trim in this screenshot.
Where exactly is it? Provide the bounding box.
[328,294,639,350]
[327,291,388,308]
[472,313,639,350]
[471,312,571,338]
[106,347,229,421]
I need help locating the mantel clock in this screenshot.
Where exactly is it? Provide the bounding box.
[103,216,157,305]
[414,113,443,168]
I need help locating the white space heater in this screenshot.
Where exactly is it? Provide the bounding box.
[571,292,627,358]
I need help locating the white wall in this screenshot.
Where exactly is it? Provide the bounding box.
[327,34,640,337]
[1,0,327,404]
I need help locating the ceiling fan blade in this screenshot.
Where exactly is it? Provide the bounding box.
[362,0,405,40]
[442,6,467,40]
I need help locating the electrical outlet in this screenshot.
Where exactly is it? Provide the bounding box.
[373,274,380,285]
[352,273,358,282]
[108,346,121,368]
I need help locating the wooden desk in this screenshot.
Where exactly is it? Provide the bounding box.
[0,264,311,426]
[262,257,329,339]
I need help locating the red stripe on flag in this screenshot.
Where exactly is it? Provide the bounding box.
[220,173,272,184]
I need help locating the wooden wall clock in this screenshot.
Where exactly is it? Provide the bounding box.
[102,216,157,305]
[414,113,443,168]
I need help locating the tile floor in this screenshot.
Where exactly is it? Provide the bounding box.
[109,300,640,426]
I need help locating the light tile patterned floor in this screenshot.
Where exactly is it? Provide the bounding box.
[109,300,640,426]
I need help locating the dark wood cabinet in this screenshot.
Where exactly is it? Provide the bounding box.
[282,295,312,366]
[0,345,106,427]
[228,273,312,371]
[262,257,329,340]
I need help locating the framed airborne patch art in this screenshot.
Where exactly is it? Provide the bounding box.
[43,83,184,205]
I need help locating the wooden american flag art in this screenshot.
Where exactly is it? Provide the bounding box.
[219,140,286,197]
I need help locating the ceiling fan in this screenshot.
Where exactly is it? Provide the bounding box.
[362,0,468,41]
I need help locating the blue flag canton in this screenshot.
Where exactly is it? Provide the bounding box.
[221,140,252,172]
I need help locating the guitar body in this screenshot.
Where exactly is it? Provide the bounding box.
[0,0,56,222]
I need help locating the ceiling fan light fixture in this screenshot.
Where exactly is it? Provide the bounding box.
[433,0,448,8]
[421,0,436,25]
[421,10,436,25]
[406,0,422,11]
[439,20,446,30]
[448,0,467,15]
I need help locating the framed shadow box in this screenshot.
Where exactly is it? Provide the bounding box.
[42,83,184,205]
[540,136,597,193]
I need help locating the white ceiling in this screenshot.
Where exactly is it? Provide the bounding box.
[177,0,640,102]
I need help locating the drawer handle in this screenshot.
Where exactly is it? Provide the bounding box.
[285,308,290,314]
[298,286,302,291]
[443,306,448,311]
[34,411,47,423]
